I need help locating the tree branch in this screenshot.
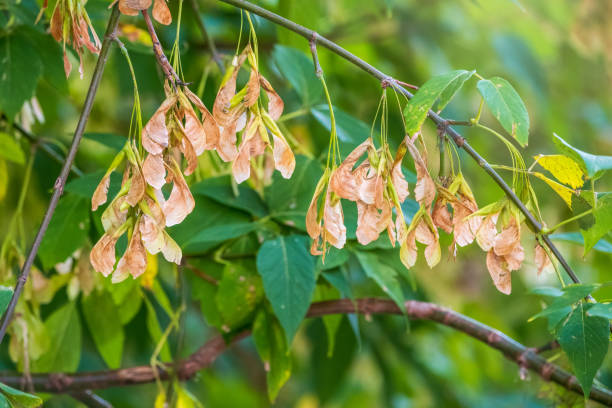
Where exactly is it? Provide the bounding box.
[70,390,114,408]
[0,5,122,344]
[0,299,610,405]
[188,0,225,73]
[215,0,583,287]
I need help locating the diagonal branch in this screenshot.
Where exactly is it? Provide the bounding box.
[0,299,610,406]
[0,5,122,344]
[215,0,583,287]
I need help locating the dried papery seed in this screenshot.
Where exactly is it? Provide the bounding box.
[355,201,390,245]
[213,49,248,125]
[405,135,435,207]
[244,69,261,108]
[92,173,111,211]
[143,153,166,189]
[271,134,295,179]
[330,139,373,202]
[161,231,182,264]
[399,229,417,269]
[184,88,220,151]
[505,242,524,271]
[90,234,118,277]
[259,76,284,120]
[118,0,143,15]
[306,177,327,241]
[115,228,147,279]
[232,123,267,184]
[182,107,207,156]
[139,213,164,255]
[323,192,346,249]
[50,4,63,41]
[309,238,323,256]
[534,244,551,275]
[486,249,511,295]
[63,51,72,78]
[162,165,195,226]
[475,213,499,252]
[355,164,377,205]
[179,136,198,176]
[125,165,146,207]
[143,95,177,154]
[424,236,441,268]
[391,160,409,203]
[432,198,453,234]
[494,218,520,257]
[452,196,481,247]
[101,196,128,232]
[152,0,171,25]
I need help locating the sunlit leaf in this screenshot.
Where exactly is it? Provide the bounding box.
[553,133,612,179]
[532,172,573,208]
[0,132,25,165]
[477,77,529,146]
[534,154,584,189]
[0,382,42,408]
[81,290,124,369]
[33,302,81,373]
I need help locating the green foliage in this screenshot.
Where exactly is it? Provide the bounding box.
[581,193,612,255]
[256,235,316,343]
[0,32,42,118]
[0,382,42,408]
[216,261,264,330]
[38,194,91,270]
[553,133,612,179]
[81,289,124,369]
[477,77,529,146]
[32,302,81,373]
[404,70,474,135]
[0,287,13,317]
[311,104,370,156]
[0,133,24,166]
[355,251,405,312]
[557,302,609,397]
[272,45,322,106]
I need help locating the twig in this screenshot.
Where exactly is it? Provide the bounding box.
[141,9,188,87]
[188,0,225,72]
[216,0,583,287]
[185,262,218,285]
[0,5,122,344]
[70,390,114,408]
[4,119,83,177]
[0,298,610,405]
[309,32,322,77]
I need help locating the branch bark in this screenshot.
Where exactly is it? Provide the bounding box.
[0,299,610,406]
[0,5,122,344]
[215,0,583,287]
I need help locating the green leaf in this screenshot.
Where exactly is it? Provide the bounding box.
[316,247,349,271]
[0,132,25,165]
[17,25,67,93]
[477,77,529,146]
[0,286,13,316]
[313,283,342,357]
[191,175,268,217]
[0,160,6,202]
[404,70,475,135]
[0,32,43,118]
[553,133,612,179]
[0,392,10,408]
[587,303,612,320]
[83,133,128,152]
[81,290,124,369]
[216,261,264,330]
[355,251,405,312]
[256,235,316,343]
[0,382,42,408]
[182,222,260,255]
[581,193,612,255]
[311,104,370,157]
[33,302,81,373]
[557,302,609,397]
[272,45,322,106]
[550,232,612,254]
[252,309,292,402]
[265,155,323,229]
[186,259,224,329]
[38,194,90,270]
[65,171,121,200]
[143,297,171,362]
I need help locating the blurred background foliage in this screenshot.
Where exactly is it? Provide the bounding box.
[1,0,612,406]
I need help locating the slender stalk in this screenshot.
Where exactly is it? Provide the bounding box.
[7,121,83,177]
[215,0,583,286]
[0,5,122,344]
[0,298,610,405]
[70,390,114,408]
[188,0,225,72]
[543,208,594,235]
[142,9,185,86]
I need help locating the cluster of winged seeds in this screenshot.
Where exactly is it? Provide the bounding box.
[308,128,548,294]
[90,42,294,282]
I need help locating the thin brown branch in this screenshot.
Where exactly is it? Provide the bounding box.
[0,5,122,344]
[185,262,218,285]
[0,299,610,405]
[188,0,225,73]
[141,9,187,87]
[70,390,114,408]
[215,0,584,290]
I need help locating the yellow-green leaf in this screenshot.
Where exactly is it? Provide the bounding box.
[532,172,573,208]
[534,154,584,189]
